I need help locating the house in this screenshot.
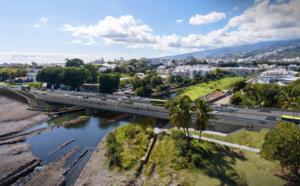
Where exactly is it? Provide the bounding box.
[98,67,107,72]
[82,83,99,93]
[157,65,166,74]
[26,73,37,82]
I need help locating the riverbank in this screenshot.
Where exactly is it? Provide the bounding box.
[0,96,52,137]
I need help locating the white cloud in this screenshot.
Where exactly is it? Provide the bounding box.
[176,19,183,23]
[33,24,40,28]
[40,17,49,23]
[276,0,284,3]
[189,12,226,25]
[84,38,99,46]
[60,15,156,45]
[255,0,263,3]
[70,40,82,44]
[233,6,239,10]
[61,0,300,53]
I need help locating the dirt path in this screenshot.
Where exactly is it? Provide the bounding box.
[23,146,80,186]
[0,143,41,186]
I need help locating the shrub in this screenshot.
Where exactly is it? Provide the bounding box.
[123,124,137,138]
[106,132,124,168]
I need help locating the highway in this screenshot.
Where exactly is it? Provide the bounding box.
[3,86,299,131]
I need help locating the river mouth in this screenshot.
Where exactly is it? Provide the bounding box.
[24,111,132,186]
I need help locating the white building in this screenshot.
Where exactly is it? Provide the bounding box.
[141,58,161,65]
[26,73,37,82]
[259,68,300,83]
[157,65,166,74]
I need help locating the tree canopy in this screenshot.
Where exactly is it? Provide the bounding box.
[61,67,91,90]
[98,73,121,93]
[65,58,84,67]
[261,121,300,182]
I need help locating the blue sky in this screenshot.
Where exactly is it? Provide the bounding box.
[1,0,300,63]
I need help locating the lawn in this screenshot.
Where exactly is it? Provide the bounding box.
[120,73,131,78]
[180,76,246,100]
[168,128,269,149]
[144,132,286,185]
[0,82,6,85]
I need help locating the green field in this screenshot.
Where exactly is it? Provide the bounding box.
[169,129,268,149]
[0,82,6,85]
[180,76,247,100]
[144,132,286,185]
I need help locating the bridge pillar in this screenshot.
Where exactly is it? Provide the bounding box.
[86,108,93,116]
[93,109,100,114]
[133,114,138,121]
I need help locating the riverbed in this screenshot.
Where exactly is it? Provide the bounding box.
[22,111,133,185]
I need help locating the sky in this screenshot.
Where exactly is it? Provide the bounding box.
[1,0,300,63]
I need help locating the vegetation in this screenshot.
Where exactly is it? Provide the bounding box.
[36,66,64,87]
[105,117,155,170]
[169,128,269,149]
[145,131,286,185]
[261,121,300,183]
[0,67,27,81]
[82,63,99,83]
[180,77,246,101]
[98,73,121,93]
[61,67,91,90]
[230,79,300,110]
[193,98,217,141]
[65,58,84,67]
[25,82,42,89]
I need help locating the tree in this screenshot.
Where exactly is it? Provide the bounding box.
[165,95,193,140]
[175,74,183,83]
[277,86,299,110]
[65,58,84,67]
[61,67,91,90]
[113,66,122,73]
[36,67,64,87]
[230,91,243,105]
[155,85,161,93]
[130,74,143,90]
[261,121,300,182]
[168,75,176,84]
[83,63,99,83]
[192,98,217,141]
[98,73,120,93]
[150,76,163,88]
[231,80,247,93]
[214,67,222,76]
[135,85,153,97]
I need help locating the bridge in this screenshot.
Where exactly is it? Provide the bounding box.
[1,86,297,132]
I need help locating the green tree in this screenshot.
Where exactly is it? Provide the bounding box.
[168,74,176,84]
[150,76,163,88]
[61,67,91,90]
[113,66,122,73]
[214,67,222,77]
[231,80,247,93]
[155,85,161,93]
[261,121,300,182]
[230,91,243,105]
[175,74,183,83]
[98,73,120,93]
[192,98,217,141]
[83,63,99,83]
[36,67,64,87]
[277,86,299,110]
[165,95,193,140]
[65,58,84,67]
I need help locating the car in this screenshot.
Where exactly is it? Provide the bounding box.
[122,96,129,99]
[213,104,222,107]
[82,95,89,99]
[42,92,47,95]
[77,96,83,98]
[11,86,14,88]
[34,91,38,94]
[212,111,222,115]
[145,98,150,101]
[64,94,70,98]
[101,97,106,100]
[228,106,238,111]
[135,96,141,99]
[265,116,276,121]
[258,108,270,112]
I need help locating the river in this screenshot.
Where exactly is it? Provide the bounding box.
[22,111,133,185]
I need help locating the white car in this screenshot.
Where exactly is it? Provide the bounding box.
[77,96,83,99]
[228,106,238,111]
[144,98,150,101]
[213,104,222,107]
[212,111,222,115]
[64,94,70,98]
[135,97,141,99]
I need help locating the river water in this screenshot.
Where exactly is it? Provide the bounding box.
[23,111,132,185]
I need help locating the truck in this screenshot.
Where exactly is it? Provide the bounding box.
[21,85,30,91]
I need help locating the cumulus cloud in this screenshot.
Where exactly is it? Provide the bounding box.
[189,12,226,25]
[60,15,156,45]
[33,24,40,28]
[233,6,239,10]
[176,19,183,23]
[70,40,82,44]
[61,0,300,53]
[40,17,50,23]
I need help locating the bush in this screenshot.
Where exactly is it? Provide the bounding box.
[106,132,124,168]
[123,124,137,138]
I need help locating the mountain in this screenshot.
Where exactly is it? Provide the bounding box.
[162,38,300,59]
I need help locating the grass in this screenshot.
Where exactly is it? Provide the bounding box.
[111,117,155,171]
[120,73,131,78]
[168,128,268,149]
[144,132,286,185]
[0,82,7,85]
[180,76,246,100]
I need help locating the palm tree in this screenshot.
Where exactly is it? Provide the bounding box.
[165,95,193,138]
[277,86,298,109]
[193,98,217,141]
